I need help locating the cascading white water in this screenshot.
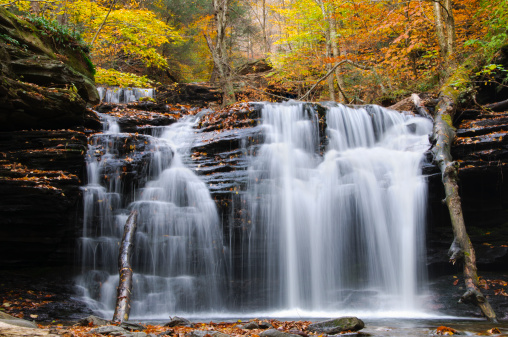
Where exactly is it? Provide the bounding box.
[77,112,225,318]
[240,102,433,315]
[97,87,155,103]
[78,102,434,318]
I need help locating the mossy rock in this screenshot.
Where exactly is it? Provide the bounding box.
[0,7,99,105]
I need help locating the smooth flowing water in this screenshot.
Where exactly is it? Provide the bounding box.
[97,87,155,103]
[77,112,226,317]
[237,103,432,316]
[78,102,433,318]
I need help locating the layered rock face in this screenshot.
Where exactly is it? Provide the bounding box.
[0,8,99,269]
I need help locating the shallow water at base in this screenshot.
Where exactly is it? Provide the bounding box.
[137,317,508,337]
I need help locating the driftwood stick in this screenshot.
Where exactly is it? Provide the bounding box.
[112,211,138,323]
[411,93,433,120]
[432,89,497,322]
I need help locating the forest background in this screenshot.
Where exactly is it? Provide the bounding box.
[1,0,507,105]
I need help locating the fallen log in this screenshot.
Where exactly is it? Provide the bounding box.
[484,98,508,112]
[431,68,497,322]
[411,94,433,120]
[112,211,138,323]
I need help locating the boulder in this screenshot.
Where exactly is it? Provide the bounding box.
[121,322,146,331]
[307,317,365,334]
[240,321,259,329]
[77,315,110,326]
[164,316,192,327]
[0,321,59,336]
[258,321,273,329]
[89,325,129,335]
[0,311,38,329]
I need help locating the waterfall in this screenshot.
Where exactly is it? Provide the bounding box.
[77,111,226,318]
[238,102,432,315]
[97,87,155,103]
[78,102,433,318]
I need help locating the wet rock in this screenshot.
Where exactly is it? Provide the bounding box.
[77,315,109,326]
[120,322,146,331]
[156,83,221,107]
[0,129,87,268]
[89,325,128,335]
[258,321,273,329]
[307,317,365,334]
[96,106,178,133]
[187,330,230,337]
[259,329,301,337]
[164,316,193,327]
[0,6,98,271]
[240,322,259,329]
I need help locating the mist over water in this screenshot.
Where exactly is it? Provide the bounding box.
[77,103,433,318]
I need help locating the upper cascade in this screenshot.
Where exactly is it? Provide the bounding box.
[97,87,156,104]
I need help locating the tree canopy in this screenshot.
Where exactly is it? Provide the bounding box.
[1,0,506,102]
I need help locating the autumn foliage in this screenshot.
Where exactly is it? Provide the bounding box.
[0,0,505,102]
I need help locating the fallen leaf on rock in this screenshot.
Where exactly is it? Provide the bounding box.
[435,326,458,335]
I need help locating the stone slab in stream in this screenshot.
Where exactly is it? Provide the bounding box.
[307,317,365,334]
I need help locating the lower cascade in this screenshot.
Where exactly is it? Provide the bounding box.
[77,102,433,318]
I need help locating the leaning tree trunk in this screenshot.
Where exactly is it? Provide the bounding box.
[431,69,497,322]
[112,211,138,323]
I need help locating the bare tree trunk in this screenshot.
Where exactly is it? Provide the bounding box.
[205,0,235,106]
[112,211,138,323]
[433,0,455,59]
[262,0,270,53]
[431,80,497,322]
[443,0,455,56]
[329,15,346,103]
[30,1,40,16]
[316,0,335,100]
[433,0,447,57]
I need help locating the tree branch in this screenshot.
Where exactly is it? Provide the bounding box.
[298,60,372,101]
[90,0,116,47]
